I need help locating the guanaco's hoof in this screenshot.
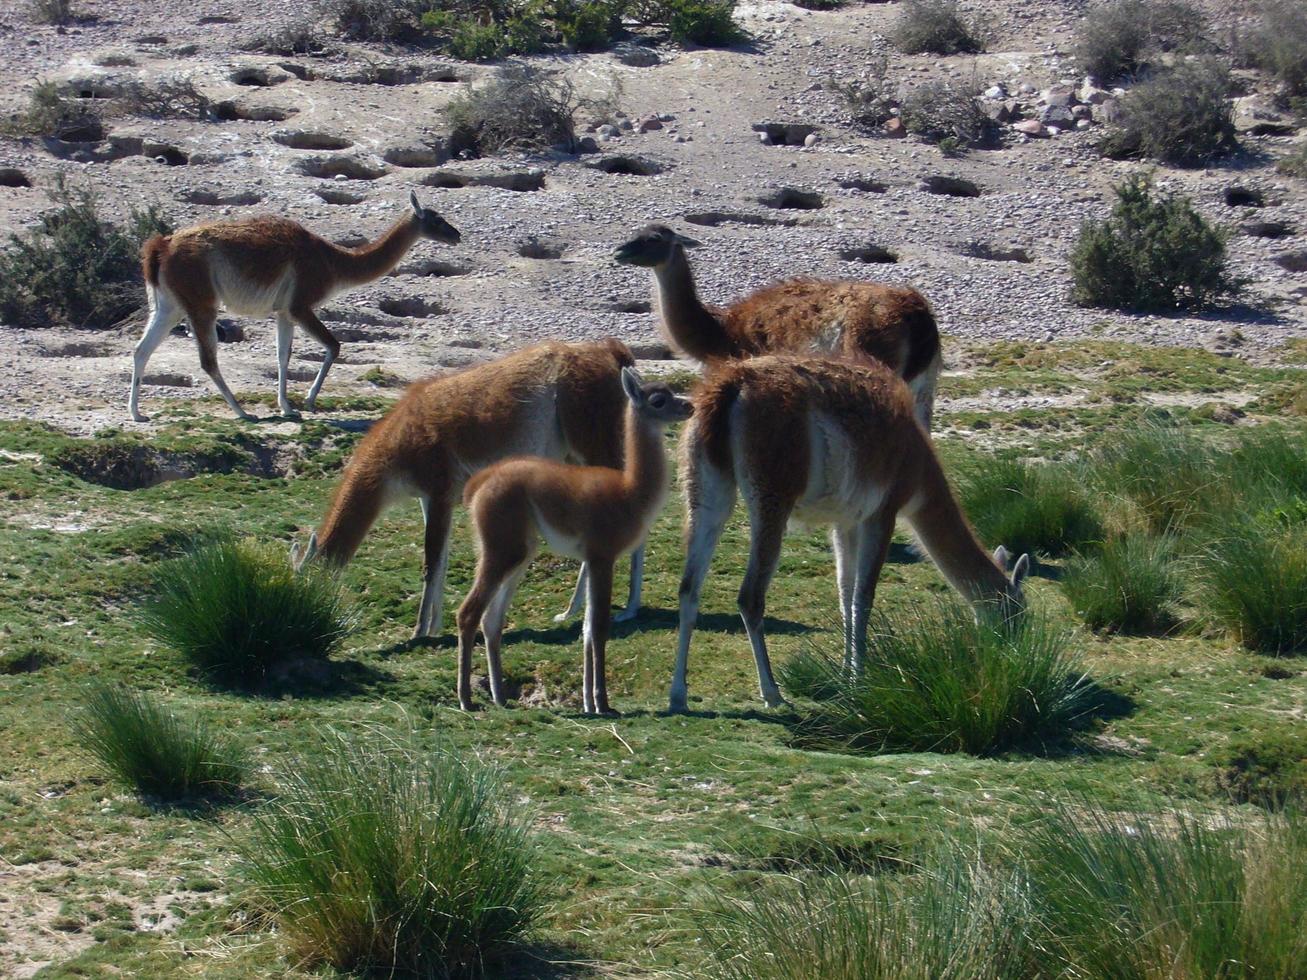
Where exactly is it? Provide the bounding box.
[613,607,639,623]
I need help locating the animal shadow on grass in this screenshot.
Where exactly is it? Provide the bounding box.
[209,656,394,701]
[489,942,604,980]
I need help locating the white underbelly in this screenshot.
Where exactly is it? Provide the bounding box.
[212,265,296,315]
[533,506,584,559]
[791,412,884,527]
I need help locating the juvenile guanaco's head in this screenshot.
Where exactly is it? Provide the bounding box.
[620,367,693,424]
[614,224,701,267]
[990,545,1031,622]
[409,191,461,245]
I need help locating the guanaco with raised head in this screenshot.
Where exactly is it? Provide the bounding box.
[458,368,692,713]
[131,192,460,422]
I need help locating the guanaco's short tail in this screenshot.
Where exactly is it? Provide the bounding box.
[141,234,169,288]
[694,375,742,475]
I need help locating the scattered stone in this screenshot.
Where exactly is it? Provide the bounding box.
[983,84,1007,100]
[637,115,663,132]
[1077,84,1111,104]
[1039,105,1075,128]
[1041,84,1077,107]
[613,42,659,67]
[1092,99,1122,125]
[1013,119,1048,138]
[803,132,820,147]
[751,121,818,146]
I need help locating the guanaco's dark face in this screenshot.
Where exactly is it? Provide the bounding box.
[614,224,700,267]
[410,191,461,245]
[620,367,694,422]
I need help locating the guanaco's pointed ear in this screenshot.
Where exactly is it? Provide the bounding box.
[1011,553,1031,585]
[410,190,422,215]
[620,366,644,406]
[993,545,1011,570]
[674,232,702,248]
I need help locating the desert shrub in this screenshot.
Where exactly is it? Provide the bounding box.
[448,17,508,59]
[1024,804,1307,979]
[692,852,1037,980]
[1245,0,1307,104]
[1279,142,1307,177]
[329,0,417,40]
[1075,0,1210,83]
[1,81,105,140]
[242,17,330,54]
[1086,422,1225,531]
[1214,731,1307,806]
[1063,533,1184,634]
[140,536,353,685]
[899,78,997,149]
[29,0,72,24]
[1200,518,1307,655]
[72,683,249,801]
[956,457,1103,558]
[114,79,213,120]
[782,603,1095,755]
[893,0,988,55]
[833,54,896,131]
[445,63,584,155]
[555,0,621,50]
[1099,59,1236,165]
[0,180,171,330]
[240,728,543,977]
[662,0,742,45]
[1071,174,1240,312]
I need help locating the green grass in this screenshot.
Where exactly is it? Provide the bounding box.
[1086,421,1224,533]
[956,456,1102,558]
[782,603,1096,755]
[2,345,1306,975]
[239,727,544,977]
[71,683,249,801]
[140,535,354,685]
[1063,533,1184,634]
[1200,518,1307,655]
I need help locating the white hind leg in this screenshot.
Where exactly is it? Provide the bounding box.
[128,288,184,422]
[554,564,588,624]
[275,312,299,419]
[614,544,644,623]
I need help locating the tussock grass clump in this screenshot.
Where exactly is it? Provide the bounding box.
[140,536,353,685]
[1200,518,1307,655]
[1024,805,1307,979]
[1086,421,1224,532]
[29,0,73,24]
[0,179,170,330]
[782,603,1095,755]
[1063,533,1184,634]
[1075,0,1210,83]
[240,729,543,977]
[693,853,1036,980]
[1214,731,1307,806]
[899,78,997,151]
[1279,142,1307,178]
[894,0,988,55]
[956,457,1102,558]
[446,64,584,156]
[1,81,106,141]
[72,683,249,801]
[1100,59,1236,166]
[1071,174,1240,312]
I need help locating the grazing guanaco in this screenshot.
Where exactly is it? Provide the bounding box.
[671,355,1029,713]
[458,368,692,713]
[130,191,460,422]
[614,224,942,427]
[294,340,648,638]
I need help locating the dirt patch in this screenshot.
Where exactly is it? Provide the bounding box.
[54,441,294,490]
[920,175,981,197]
[838,175,887,192]
[759,187,823,210]
[683,210,797,227]
[213,101,294,121]
[178,188,263,206]
[958,241,1033,263]
[517,237,566,260]
[273,131,353,150]
[383,146,447,167]
[398,258,472,277]
[295,156,387,181]
[377,297,445,318]
[585,155,664,176]
[313,187,363,205]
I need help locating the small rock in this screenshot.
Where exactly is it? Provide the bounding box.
[1039,105,1076,128]
[1018,81,1037,95]
[614,43,659,67]
[638,116,662,132]
[618,118,634,131]
[1092,99,1122,124]
[597,124,620,138]
[1013,119,1048,138]
[1041,84,1077,107]
[1072,104,1093,121]
[758,131,772,145]
[883,117,907,138]
[1077,85,1111,104]
[983,84,1007,100]
[803,132,820,147]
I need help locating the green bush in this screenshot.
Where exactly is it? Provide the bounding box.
[1099,59,1236,165]
[240,728,543,977]
[956,457,1103,558]
[1246,0,1307,104]
[445,64,584,156]
[782,603,1095,755]
[329,0,417,40]
[72,683,249,801]
[1062,533,1184,634]
[449,17,508,60]
[0,179,170,330]
[894,0,988,55]
[1214,731,1307,805]
[556,0,620,50]
[1071,174,1240,312]
[899,78,998,150]
[1075,0,1210,83]
[1200,518,1307,655]
[664,0,742,45]
[1024,804,1307,979]
[1,81,105,140]
[692,851,1036,980]
[1279,142,1307,178]
[140,536,354,685]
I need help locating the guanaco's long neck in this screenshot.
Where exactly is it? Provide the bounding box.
[312,453,390,567]
[654,247,738,362]
[903,452,1011,606]
[622,407,669,515]
[331,217,422,286]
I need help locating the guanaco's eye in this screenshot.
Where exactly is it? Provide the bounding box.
[650,393,666,408]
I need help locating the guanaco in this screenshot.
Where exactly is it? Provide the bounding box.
[131,191,460,422]
[294,340,649,638]
[458,368,692,713]
[614,224,942,427]
[672,355,1029,713]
